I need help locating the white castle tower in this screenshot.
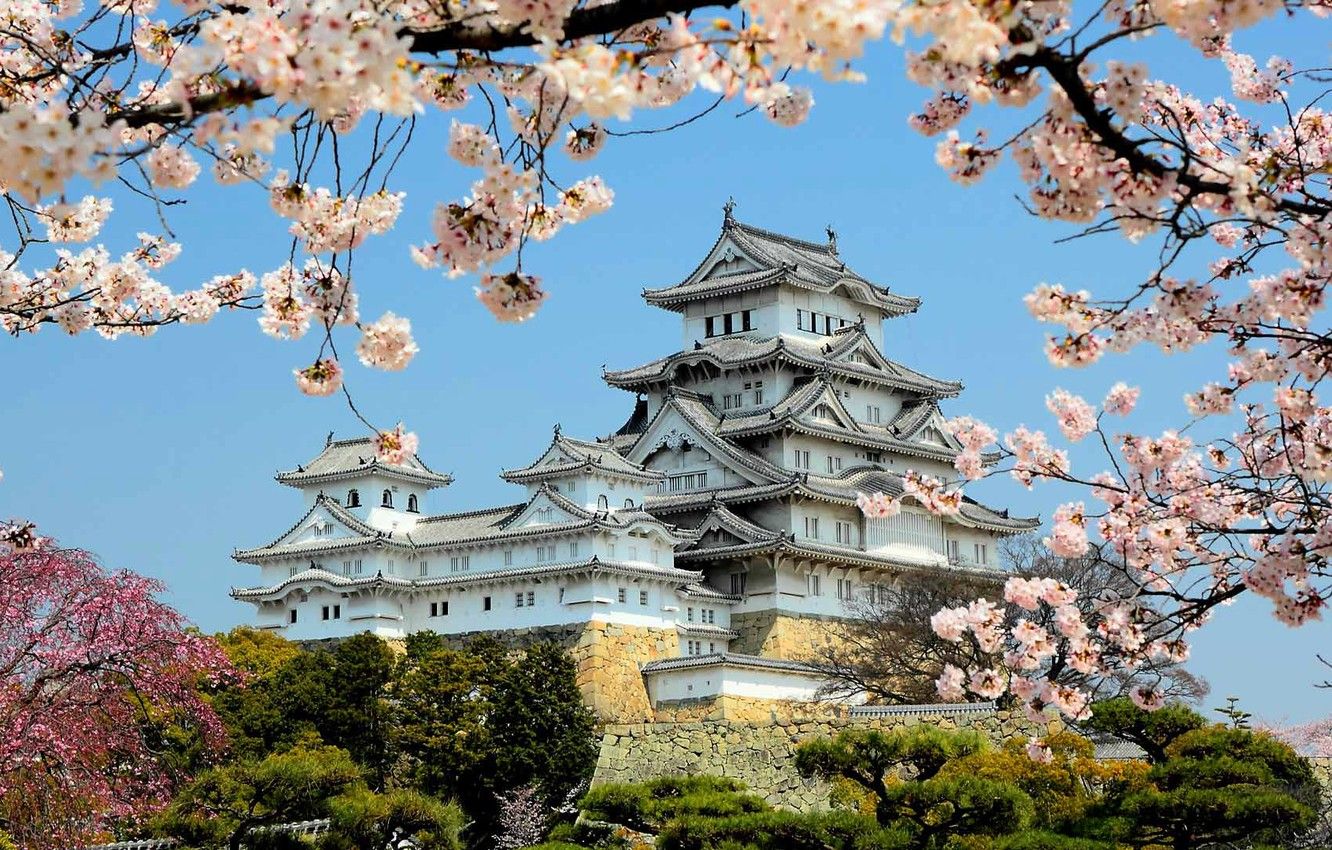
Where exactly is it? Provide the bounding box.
[232,207,1038,722]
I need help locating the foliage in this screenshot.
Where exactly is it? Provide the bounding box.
[154,744,363,850]
[656,810,908,850]
[321,786,464,850]
[322,634,396,789]
[1080,697,1207,764]
[580,776,769,833]
[878,774,1033,849]
[795,727,988,802]
[939,732,1147,834]
[0,544,233,850]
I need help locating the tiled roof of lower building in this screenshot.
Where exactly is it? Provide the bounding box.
[640,651,823,675]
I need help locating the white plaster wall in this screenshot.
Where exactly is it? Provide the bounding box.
[776,288,886,349]
[645,665,834,704]
[682,291,779,346]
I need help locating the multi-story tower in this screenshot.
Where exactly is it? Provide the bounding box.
[232,207,1037,722]
[603,207,1038,662]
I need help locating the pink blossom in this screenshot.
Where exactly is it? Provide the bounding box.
[1046,389,1098,442]
[1026,736,1054,764]
[856,491,902,518]
[356,312,418,370]
[930,606,969,642]
[374,423,420,465]
[294,358,343,396]
[1129,684,1166,711]
[1045,502,1090,557]
[476,271,547,323]
[936,664,966,701]
[1103,382,1140,415]
[969,667,1008,699]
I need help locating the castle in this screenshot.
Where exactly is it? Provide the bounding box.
[232,208,1038,722]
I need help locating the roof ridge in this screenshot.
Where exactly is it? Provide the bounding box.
[415,502,527,523]
[732,218,835,255]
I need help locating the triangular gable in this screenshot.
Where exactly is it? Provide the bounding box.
[264,497,377,550]
[904,408,965,452]
[829,331,891,372]
[699,239,763,280]
[505,486,594,529]
[626,398,780,485]
[683,504,777,550]
[792,380,863,433]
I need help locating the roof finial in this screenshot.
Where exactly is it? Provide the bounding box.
[723,197,736,224]
[553,423,562,437]
[326,430,334,446]
[826,225,838,256]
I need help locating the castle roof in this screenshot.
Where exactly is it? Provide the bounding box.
[234,487,695,563]
[501,427,665,484]
[642,213,920,318]
[231,556,705,601]
[276,436,453,489]
[640,651,823,676]
[604,325,961,397]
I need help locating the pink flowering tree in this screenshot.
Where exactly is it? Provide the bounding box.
[0,527,233,849]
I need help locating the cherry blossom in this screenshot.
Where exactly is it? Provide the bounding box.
[374,423,420,464]
[295,358,344,396]
[356,312,418,371]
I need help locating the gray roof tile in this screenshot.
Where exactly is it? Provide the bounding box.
[277,437,453,488]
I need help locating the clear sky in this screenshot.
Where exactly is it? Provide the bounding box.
[2,18,1327,724]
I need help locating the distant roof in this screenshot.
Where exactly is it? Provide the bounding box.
[501,427,665,484]
[605,325,961,397]
[276,436,453,489]
[643,213,920,317]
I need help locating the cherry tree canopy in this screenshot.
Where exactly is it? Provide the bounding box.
[3,0,1331,735]
[0,533,232,848]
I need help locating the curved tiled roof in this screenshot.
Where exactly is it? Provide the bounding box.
[501,428,664,484]
[640,651,823,675]
[642,217,920,318]
[676,533,1007,581]
[629,391,793,484]
[231,557,704,601]
[678,582,743,603]
[277,436,453,489]
[605,328,961,397]
[849,701,997,717]
[676,622,739,640]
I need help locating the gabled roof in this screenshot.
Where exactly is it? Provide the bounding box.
[626,390,793,485]
[231,557,705,601]
[276,436,453,489]
[642,213,920,318]
[604,326,962,397]
[643,466,1039,534]
[501,426,665,484]
[640,652,823,676]
[234,494,389,563]
[687,500,782,547]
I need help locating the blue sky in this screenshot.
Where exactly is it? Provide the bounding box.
[2,18,1327,723]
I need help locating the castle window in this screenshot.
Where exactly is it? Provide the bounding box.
[504,549,513,566]
[730,573,747,595]
[705,609,716,624]
[866,451,883,463]
[381,489,393,508]
[835,521,854,545]
[355,559,364,574]
[347,489,360,507]
[289,566,299,578]
[687,606,694,622]
[617,587,627,604]
[866,405,882,424]
[515,592,525,608]
[628,545,638,561]
[804,516,820,539]
[526,590,535,606]
[419,560,429,577]
[947,539,961,562]
[837,578,854,601]
[597,494,609,511]
[794,450,810,470]
[808,574,822,596]
[450,555,470,572]
[974,543,988,565]
[483,596,492,611]
[343,561,352,576]
[289,609,298,624]
[430,602,438,617]
[559,587,566,603]
[624,498,635,508]
[407,494,419,513]
[753,381,764,405]
[638,590,648,606]
[569,541,579,558]
[705,316,717,337]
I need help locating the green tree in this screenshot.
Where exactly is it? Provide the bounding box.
[211,646,337,760]
[322,787,464,850]
[1079,697,1206,764]
[794,727,987,806]
[154,745,362,850]
[1118,724,1317,849]
[324,633,396,788]
[392,645,493,800]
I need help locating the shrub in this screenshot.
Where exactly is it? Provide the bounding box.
[657,809,907,850]
[992,830,1116,850]
[580,776,768,832]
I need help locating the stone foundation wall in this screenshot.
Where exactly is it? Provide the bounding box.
[651,695,849,724]
[594,708,1039,811]
[729,611,848,660]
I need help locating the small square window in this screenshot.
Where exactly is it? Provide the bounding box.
[526,590,535,606]
[617,587,627,604]
[441,600,449,615]
[483,596,492,611]
[515,592,525,608]
[321,606,330,621]
[639,590,648,606]
[333,605,340,619]
[289,609,298,624]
